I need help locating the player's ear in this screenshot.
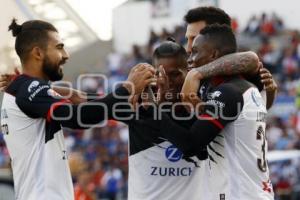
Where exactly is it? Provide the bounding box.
[30,46,45,61]
[210,49,220,60]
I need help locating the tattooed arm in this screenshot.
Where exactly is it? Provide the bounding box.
[181,51,262,111]
[189,51,277,109]
[193,51,259,79]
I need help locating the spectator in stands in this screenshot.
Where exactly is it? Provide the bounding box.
[245,15,260,35]
[148,29,160,47]
[267,118,285,150]
[101,159,123,200]
[74,171,96,200]
[231,17,239,32]
[260,13,276,36]
[281,47,299,80]
[275,122,296,150]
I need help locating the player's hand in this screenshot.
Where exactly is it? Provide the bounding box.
[259,67,277,92]
[125,63,155,110]
[180,69,203,113]
[124,63,155,95]
[156,65,169,104]
[0,68,20,91]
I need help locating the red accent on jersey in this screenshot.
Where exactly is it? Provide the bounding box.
[262,180,272,193]
[199,114,224,129]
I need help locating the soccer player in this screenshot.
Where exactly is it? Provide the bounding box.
[156,24,274,200]
[0,19,154,200]
[184,7,277,109]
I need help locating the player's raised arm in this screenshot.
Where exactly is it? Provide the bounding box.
[184,51,277,109]
[190,51,260,79]
[158,82,243,158]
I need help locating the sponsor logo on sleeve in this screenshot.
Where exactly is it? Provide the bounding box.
[28,85,50,101]
[206,99,225,108]
[28,81,40,92]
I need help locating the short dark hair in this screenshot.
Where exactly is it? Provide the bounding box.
[8,19,57,62]
[184,6,231,26]
[200,24,237,56]
[153,37,187,61]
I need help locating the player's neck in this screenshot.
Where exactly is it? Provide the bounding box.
[22,63,48,80]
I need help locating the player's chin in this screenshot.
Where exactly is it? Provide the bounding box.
[53,70,64,81]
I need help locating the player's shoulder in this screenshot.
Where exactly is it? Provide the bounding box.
[7,74,50,98]
[208,77,254,106]
[215,77,255,96]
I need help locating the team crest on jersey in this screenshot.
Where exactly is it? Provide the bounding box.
[28,81,39,92]
[207,91,222,99]
[165,145,183,162]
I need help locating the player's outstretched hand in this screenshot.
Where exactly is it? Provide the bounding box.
[180,69,203,113]
[259,67,277,92]
[0,68,20,91]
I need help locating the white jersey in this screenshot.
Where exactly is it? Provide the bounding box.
[128,141,206,200]
[197,78,274,200]
[126,108,206,200]
[1,75,74,200]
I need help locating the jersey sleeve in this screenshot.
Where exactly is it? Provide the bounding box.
[16,79,66,119]
[159,83,244,157]
[200,83,244,128]
[16,79,131,129]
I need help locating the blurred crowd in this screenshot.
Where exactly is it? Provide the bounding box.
[244,13,284,36]
[1,12,300,200]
